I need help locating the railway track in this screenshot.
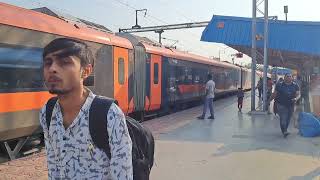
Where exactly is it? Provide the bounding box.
[0,137,44,163]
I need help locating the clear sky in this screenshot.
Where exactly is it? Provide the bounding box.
[1,0,319,65]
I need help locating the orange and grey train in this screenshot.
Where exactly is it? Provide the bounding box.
[0,3,135,155]
[0,3,255,154]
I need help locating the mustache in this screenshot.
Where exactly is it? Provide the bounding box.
[47,75,62,82]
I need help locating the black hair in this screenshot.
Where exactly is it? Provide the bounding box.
[284,73,292,77]
[207,74,212,80]
[43,38,94,67]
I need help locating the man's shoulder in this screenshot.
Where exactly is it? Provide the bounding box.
[275,82,282,89]
[208,80,215,85]
[107,102,120,115]
[91,95,121,119]
[39,104,48,129]
[40,103,47,112]
[106,102,126,124]
[292,81,299,86]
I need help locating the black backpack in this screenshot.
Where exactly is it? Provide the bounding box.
[45,96,155,180]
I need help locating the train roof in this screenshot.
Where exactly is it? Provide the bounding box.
[0,3,133,49]
[141,42,240,69]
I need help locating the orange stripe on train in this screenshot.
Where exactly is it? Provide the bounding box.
[0,91,53,113]
[178,85,205,94]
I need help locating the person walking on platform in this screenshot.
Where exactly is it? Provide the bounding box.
[271,73,300,138]
[266,77,273,112]
[237,87,244,112]
[40,38,133,179]
[273,78,284,115]
[197,74,215,120]
[257,77,263,99]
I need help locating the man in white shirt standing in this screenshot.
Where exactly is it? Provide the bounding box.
[198,74,215,120]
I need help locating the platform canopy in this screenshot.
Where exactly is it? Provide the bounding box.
[201,15,320,69]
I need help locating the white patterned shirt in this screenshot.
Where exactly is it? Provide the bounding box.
[39,91,133,180]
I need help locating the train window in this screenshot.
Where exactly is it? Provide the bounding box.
[118,58,125,85]
[176,66,184,84]
[154,63,159,84]
[0,44,45,92]
[194,75,200,84]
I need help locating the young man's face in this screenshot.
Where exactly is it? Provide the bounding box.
[43,50,83,95]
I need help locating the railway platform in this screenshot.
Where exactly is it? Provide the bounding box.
[149,92,320,180]
[0,90,320,180]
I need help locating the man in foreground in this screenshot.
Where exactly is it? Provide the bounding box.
[40,38,133,179]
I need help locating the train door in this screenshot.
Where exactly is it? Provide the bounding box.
[148,54,162,111]
[113,47,129,114]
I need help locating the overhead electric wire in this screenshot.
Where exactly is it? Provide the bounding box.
[110,0,209,45]
[32,0,228,58]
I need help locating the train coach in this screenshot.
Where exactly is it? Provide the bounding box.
[117,33,253,119]
[0,2,257,159]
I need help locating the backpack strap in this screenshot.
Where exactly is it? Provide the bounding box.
[45,97,58,130]
[89,96,118,159]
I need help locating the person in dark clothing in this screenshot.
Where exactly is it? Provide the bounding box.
[257,77,263,98]
[237,88,244,112]
[273,77,284,115]
[266,77,273,112]
[271,73,300,138]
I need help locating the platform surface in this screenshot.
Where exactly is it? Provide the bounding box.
[1,93,320,180]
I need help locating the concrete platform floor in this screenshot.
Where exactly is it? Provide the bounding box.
[149,94,320,180]
[0,93,319,180]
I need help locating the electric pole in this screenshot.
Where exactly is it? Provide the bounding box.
[132,9,147,29]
